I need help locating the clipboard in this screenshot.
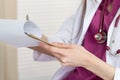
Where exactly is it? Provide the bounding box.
[25,32,55,46]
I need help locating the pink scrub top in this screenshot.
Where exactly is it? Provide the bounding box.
[64,0,120,80]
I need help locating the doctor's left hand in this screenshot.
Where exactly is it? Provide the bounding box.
[39,42,96,67]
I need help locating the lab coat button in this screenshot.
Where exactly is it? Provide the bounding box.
[117,49,120,54]
[112,40,115,43]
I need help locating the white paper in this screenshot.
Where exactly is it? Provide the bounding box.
[0,19,42,47]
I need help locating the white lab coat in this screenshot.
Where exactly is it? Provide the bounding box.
[33,0,120,80]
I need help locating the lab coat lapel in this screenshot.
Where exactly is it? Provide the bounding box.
[76,0,101,44]
[107,8,120,55]
[71,0,86,43]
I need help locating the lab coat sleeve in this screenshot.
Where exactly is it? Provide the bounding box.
[33,15,75,61]
[114,67,120,80]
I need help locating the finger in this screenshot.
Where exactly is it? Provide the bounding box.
[28,46,43,52]
[39,42,74,65]
[39,42,66,57]
[51,42,74,49]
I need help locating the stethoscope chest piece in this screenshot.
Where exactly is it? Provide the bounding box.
[94,31,107,44]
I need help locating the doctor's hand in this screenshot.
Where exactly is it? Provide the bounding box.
[38,42,115,80]
[28,35,52,55]
[39,42,95,67]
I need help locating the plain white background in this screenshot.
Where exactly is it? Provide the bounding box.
[17,0,80,80]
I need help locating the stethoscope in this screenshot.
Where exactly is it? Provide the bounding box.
[94,0,120,44]
[94,0,120,55]
[94,0,108,44]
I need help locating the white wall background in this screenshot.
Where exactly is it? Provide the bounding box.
[17,0,80,80]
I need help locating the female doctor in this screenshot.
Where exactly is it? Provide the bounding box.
[30,0,120,80]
